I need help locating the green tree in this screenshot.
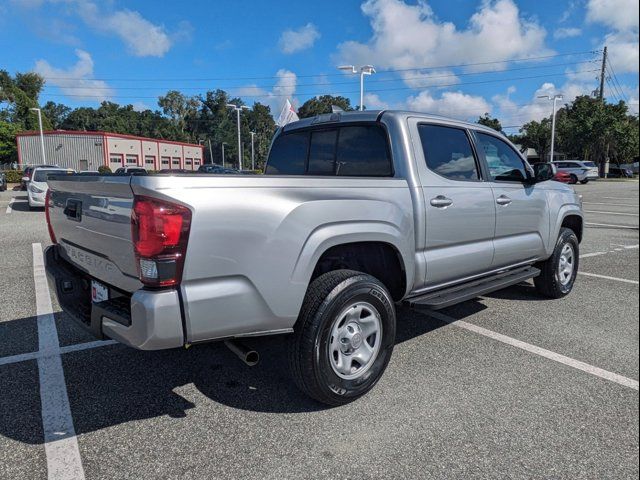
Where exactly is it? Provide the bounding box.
[0,120,21,163]
[519,118,552,160]
[42,101,72,130]
[158,90,200,135]
[297,95,354,118]
[477,113,502,132]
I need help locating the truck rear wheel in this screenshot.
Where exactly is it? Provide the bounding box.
[534,227,580,298]
[288,269,396,406]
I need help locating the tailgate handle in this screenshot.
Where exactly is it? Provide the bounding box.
[64,199,82,222]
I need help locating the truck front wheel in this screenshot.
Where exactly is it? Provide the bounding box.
[288,270,396,406]
[534,227,580,298]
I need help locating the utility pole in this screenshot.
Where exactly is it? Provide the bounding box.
[598,46,608,102]
[207,139,214,165]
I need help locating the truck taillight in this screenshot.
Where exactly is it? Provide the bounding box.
[45,189,57,244]
[131,196,191,287]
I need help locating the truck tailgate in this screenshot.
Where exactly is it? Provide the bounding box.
[47,175,142,292]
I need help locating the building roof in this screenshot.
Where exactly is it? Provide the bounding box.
[15,130,203,148]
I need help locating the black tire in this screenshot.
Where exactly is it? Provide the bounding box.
[288,269,396,406]
[580,179,589,184]
[569,174,578,184]
[534,227,580,299]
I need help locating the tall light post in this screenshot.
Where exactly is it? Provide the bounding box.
[29,108,47,164]
[538,94,563,162]
[226,103,250,170]
[221,142,228,167]
[250,132,256,170]
[338,65,376,111]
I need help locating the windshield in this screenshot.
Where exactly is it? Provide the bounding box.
[33,169,72,182]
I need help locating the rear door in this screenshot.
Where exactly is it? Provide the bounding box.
[410,120,496,286]
[473,131,550,268]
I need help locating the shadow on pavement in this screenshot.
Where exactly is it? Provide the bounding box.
[0,298,495,444]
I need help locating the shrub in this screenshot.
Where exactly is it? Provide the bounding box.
[4,170,24,183]
[97,165,112,174]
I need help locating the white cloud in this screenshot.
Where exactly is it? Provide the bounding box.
[336,0,551,86]
[363,93,390,109]
[586,0,639,74]
[553,27,582,39]
[586,0,639,32]
[604,31,640,73]
[34,49,114,101]
[279,23,320,54]
[237,69,298,117]
[18,0,180,57]
[406,90,491,120]
[73,1,172,57]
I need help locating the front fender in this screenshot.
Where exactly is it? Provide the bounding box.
[548,204,583,256]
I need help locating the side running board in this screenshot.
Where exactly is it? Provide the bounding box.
[405,266,540,310]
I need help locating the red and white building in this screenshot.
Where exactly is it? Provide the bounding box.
[16,131,204,171]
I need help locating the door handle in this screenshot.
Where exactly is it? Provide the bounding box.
[496,195,512,206]
[430,195,453,208]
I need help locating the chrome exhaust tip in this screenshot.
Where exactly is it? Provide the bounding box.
[224,340,259,367]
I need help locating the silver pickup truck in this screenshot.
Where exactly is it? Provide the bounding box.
[45,110,583,405]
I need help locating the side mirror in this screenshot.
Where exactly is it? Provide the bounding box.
[532,163,556,183]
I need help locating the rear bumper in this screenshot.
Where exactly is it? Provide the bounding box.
[44,245,184,350]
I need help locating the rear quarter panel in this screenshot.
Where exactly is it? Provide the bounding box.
[132,175,414,342]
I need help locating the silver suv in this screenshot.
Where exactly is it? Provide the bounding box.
[553,160,599,184]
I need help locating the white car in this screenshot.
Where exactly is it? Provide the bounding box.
[28,167,75,209]
[552,160,599,184]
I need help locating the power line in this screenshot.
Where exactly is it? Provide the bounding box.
[43,60,599,92]
[39,50,602,83]
[605,77,622,102]
[606,58,629,103]
[40,69,601,100]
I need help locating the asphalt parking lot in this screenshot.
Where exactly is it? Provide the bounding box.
[0,180,638,479]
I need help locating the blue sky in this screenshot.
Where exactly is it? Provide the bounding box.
[1,0,638,132]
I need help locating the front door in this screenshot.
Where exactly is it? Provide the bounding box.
[474,132,549,268]
[412,122,496,287]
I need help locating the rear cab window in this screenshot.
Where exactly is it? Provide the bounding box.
[265,124,393,177]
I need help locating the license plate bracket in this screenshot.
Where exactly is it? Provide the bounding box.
[91,280,109,303]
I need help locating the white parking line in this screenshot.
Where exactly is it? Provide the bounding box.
[32,243,86,480]
[578,271,639,285]
[580,244,639,259]
[583,202,638,207]
[584,210,639,216]
[586,223,639,230]
[0,340,118,367]
[579,251,608,259]
[6,197,14,214]
[428,310,639,391]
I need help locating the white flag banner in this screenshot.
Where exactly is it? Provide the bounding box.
[276,99,299,127]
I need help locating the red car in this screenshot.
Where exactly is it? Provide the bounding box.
[553,171,573,183]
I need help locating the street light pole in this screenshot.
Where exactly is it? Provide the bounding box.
[250,132,256,170]
[538,94,563,162]
[338,65,376,111]
[29,108,47,164]
[226,104,250,171]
